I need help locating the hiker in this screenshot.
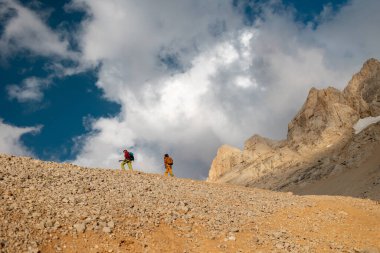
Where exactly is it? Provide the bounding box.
[120,149,134,171]
[164,154,174,177]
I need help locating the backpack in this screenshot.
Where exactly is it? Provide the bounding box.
[167,157,173,165]
[129,152,135,161]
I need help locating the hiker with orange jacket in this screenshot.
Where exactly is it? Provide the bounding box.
[164,154,174,177]
[120,149,134,171]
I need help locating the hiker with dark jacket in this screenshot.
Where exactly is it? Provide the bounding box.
[120,149,134,171]
[164,154,174,177]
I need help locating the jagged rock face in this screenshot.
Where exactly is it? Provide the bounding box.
[208,145,244,182]
[344,58,380,117]
[244,135,281,156]
[280,122,380,200]
[287,87,358,152]
[208,58,380,199]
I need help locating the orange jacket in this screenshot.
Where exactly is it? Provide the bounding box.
[164,156,173,165]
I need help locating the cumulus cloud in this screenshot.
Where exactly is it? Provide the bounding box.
[0,119,41,156]
[70,0,380,179]
[70,0,242,85]
[2,0,375,178]
[74,38,255,175]
[0,0,91,107]
[70,0,245,177]
[0,0,74,59]
[7,77,51,102]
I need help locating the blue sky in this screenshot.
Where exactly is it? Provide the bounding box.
[1,0,379,179]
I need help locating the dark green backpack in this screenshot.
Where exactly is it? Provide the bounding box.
[129,152,135,161]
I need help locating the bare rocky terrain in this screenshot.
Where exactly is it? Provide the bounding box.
[1,154,380,253]
[208,59,380,201]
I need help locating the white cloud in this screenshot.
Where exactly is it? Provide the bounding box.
[7,77,50,102]
[315,0,380,67]
[71,0,242,85]
[0,119,41,156]
[73,32,247,175]
[0,0,92,106]
[0,0,374,178]
[45,0,380,178]
[0,0,74,59]
[69,0,245,177]
[235,76,255,88]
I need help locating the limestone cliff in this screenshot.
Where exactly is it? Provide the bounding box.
[208,145,244,182]
[208,58,380,200]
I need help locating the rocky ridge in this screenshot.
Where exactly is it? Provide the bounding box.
[207,59,380,200]
[1,153,380,252]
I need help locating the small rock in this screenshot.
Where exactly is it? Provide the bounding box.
[228,235,236,241]
[28,247,40,253]
[229,227,239,233]
[32,212,41,218]
[35,222,45,230]
[276,243,284,249]
[74,223,86,233]
[357,247,380,253]
[103,227,112,233]
[107,221,115,229]
[45,220,54,228]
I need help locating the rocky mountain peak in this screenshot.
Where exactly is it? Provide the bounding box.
[244,134,280,153]
[287,58,380,150]
[208,144,243,182]
[343,58,380,117]
[208,59,380,201]
[287,86,358,151]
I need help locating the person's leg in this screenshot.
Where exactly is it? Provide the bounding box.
[164,165,169,176]
[121,160,126,170]
[127,161,133,171]
[169,166,174,177]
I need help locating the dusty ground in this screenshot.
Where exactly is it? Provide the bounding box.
[1,154,380,253]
